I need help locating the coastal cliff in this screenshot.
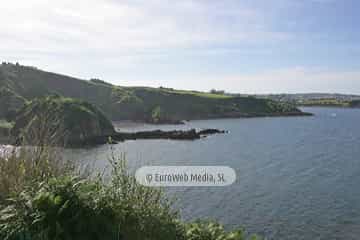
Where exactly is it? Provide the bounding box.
[9,96,227,146]
[11,96,115,146]
[0,62,310,124]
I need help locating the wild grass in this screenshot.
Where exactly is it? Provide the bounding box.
[0,145,75,202]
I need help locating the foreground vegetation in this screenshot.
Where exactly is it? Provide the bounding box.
[0,62,305,124]
[0,142,261,240]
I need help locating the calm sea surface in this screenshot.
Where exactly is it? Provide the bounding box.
[65,107,360,239]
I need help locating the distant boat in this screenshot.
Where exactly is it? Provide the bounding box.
[331,113,337,117]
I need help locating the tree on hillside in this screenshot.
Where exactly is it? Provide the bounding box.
[210,89,225,95]
[151,106,163,123]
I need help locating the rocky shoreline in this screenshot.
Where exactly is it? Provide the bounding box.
[2,111,314,147]
[188,111,314,120]
[131,111,313,124]
[73,128,227,146]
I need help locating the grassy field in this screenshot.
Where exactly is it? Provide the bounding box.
[298,98,350,107]
[164,89,231,99]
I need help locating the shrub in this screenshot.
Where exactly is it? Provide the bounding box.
[151,106,163,123]
[185,221,260,240]
[0,177,118,240]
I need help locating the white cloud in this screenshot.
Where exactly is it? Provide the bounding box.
[0,0,289,56]
[1,0,356,94]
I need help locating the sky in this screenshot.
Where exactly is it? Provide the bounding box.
[1,0,360,94]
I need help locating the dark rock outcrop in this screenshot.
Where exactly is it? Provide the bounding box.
[79,128,227,147]
[198,129,227,135]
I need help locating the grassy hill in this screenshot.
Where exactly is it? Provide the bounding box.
[0,86,26,120]
[0,62,306,122]
[11,95,115,146]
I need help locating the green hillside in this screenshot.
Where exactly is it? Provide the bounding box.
[12,95,115,146]
[0,62,307,122]
[256,93,360,108]
[0,86,26,120]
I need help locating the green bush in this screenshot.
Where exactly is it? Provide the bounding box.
[0,177,118,240]
[151,106,163,123]
[185,221,260,240]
